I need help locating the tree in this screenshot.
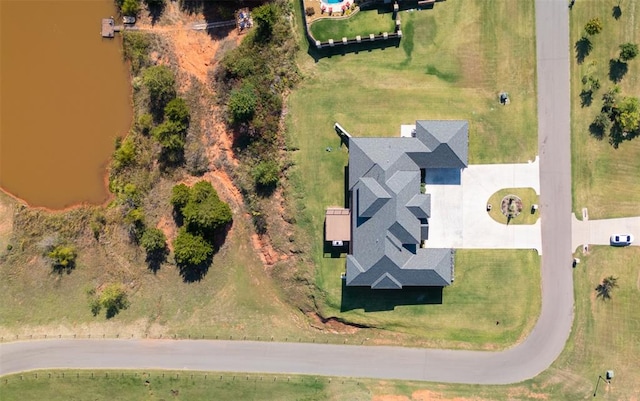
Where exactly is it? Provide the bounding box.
[152,120,186,149]
[181,181,232,236]
[48,244,77,271]
[252,3,278,40]
[142,65,176,112]
[136,113,153,135]
[92,283,130,318]
[252,160,280,189]
[121,0,140,16]
[173,228,213,266]
[141,227,167,254]
[619,42,639,61]
[227,83,257,124]
[584,17,603,35]
[615,97,640,132]
[171,183,191,210]
[113,136,136,171]
[595,276,618,300]
[164,97,190,128]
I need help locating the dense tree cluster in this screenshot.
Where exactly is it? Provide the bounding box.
[170,181,232,281]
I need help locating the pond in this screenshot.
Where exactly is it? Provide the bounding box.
[0,0,132,209]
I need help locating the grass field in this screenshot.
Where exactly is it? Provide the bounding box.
[289,0,539,348]
[3,247,637,400]
[487,188,540,225]
[570,0,640,219]
[309,9,396,42]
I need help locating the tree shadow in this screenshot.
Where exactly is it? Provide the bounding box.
[575,36,592,64]
[612,5,622,20]
[588,120,606,140]
[52,262,75,275]
[146,247,169,273]
[179,0,238,41]
[147,1,166,25]
[341,283,443,312]
[580,89,594,107]
[609,58,628,83]
[178,256,212,282]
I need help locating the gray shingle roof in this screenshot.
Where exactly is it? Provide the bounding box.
[345,120,468,289]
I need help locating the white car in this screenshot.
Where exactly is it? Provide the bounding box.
[610,234,634,246]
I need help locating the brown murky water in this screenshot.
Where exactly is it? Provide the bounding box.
[0,0,132,209]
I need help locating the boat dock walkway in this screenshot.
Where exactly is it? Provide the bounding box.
[101,18,123,38]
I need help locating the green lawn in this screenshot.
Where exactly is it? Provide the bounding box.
[570,0,640,219]
[487,188,540,225]
[309,10,396,42]
[289,0,538,349]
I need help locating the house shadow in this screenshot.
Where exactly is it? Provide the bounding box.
[341,282,443,312]
[424,168,460,185]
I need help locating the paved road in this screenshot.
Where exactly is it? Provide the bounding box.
[0,0,574,384]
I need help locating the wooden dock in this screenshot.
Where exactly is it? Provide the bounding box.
[101,18,123,38]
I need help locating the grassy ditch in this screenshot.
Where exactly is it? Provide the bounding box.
[570,0,640,219]
[289,0,538,349]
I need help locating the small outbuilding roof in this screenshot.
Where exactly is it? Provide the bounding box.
[325,208,351,242]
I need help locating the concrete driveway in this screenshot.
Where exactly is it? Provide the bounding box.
[425,157,542,253]
[572,213,640,252]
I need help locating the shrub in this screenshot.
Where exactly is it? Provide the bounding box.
[89,283,130,318]
[142,65,176,113]
[305,7,315,16]
[121,0,140,16]
[140,227,167,254]
[619,42,639,61]
[137,113,154,135]
[584,17,602,35]
[48,244,77,271]
[252,160,280,189]
[228,83,257,124]
[171,183,191,210]
[113,136,136,170]
[123,31,149,74]
[173,228,213,266]
[164,97,190,128]
[181,181,232,236]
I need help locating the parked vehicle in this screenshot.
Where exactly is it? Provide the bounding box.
[610,234,634,246]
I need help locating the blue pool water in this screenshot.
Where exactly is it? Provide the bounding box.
[325,0,342,4]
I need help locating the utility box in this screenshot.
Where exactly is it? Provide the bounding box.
[606,370,614,380]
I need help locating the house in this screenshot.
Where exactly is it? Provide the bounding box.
[341,120,468,289]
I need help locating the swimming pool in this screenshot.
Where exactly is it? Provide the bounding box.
[325,0,341,4]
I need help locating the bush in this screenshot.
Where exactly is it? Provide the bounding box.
[584,17,602,35]
[141,227,167,254]
[181,181,232,236]
[173,228,213,266]
[619,42,639,61]
[143,65,176,113]
[121,0,140,16]
[252,160,280,189]
[305,7,315,16]
[48,244,77,271]
[113,136,136,171]
[123,31,149,74]
[137,113,153,135]
[228,83,257,124]
[171,183,191,210]
[89,283,130,318]
[164,97,190,128]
